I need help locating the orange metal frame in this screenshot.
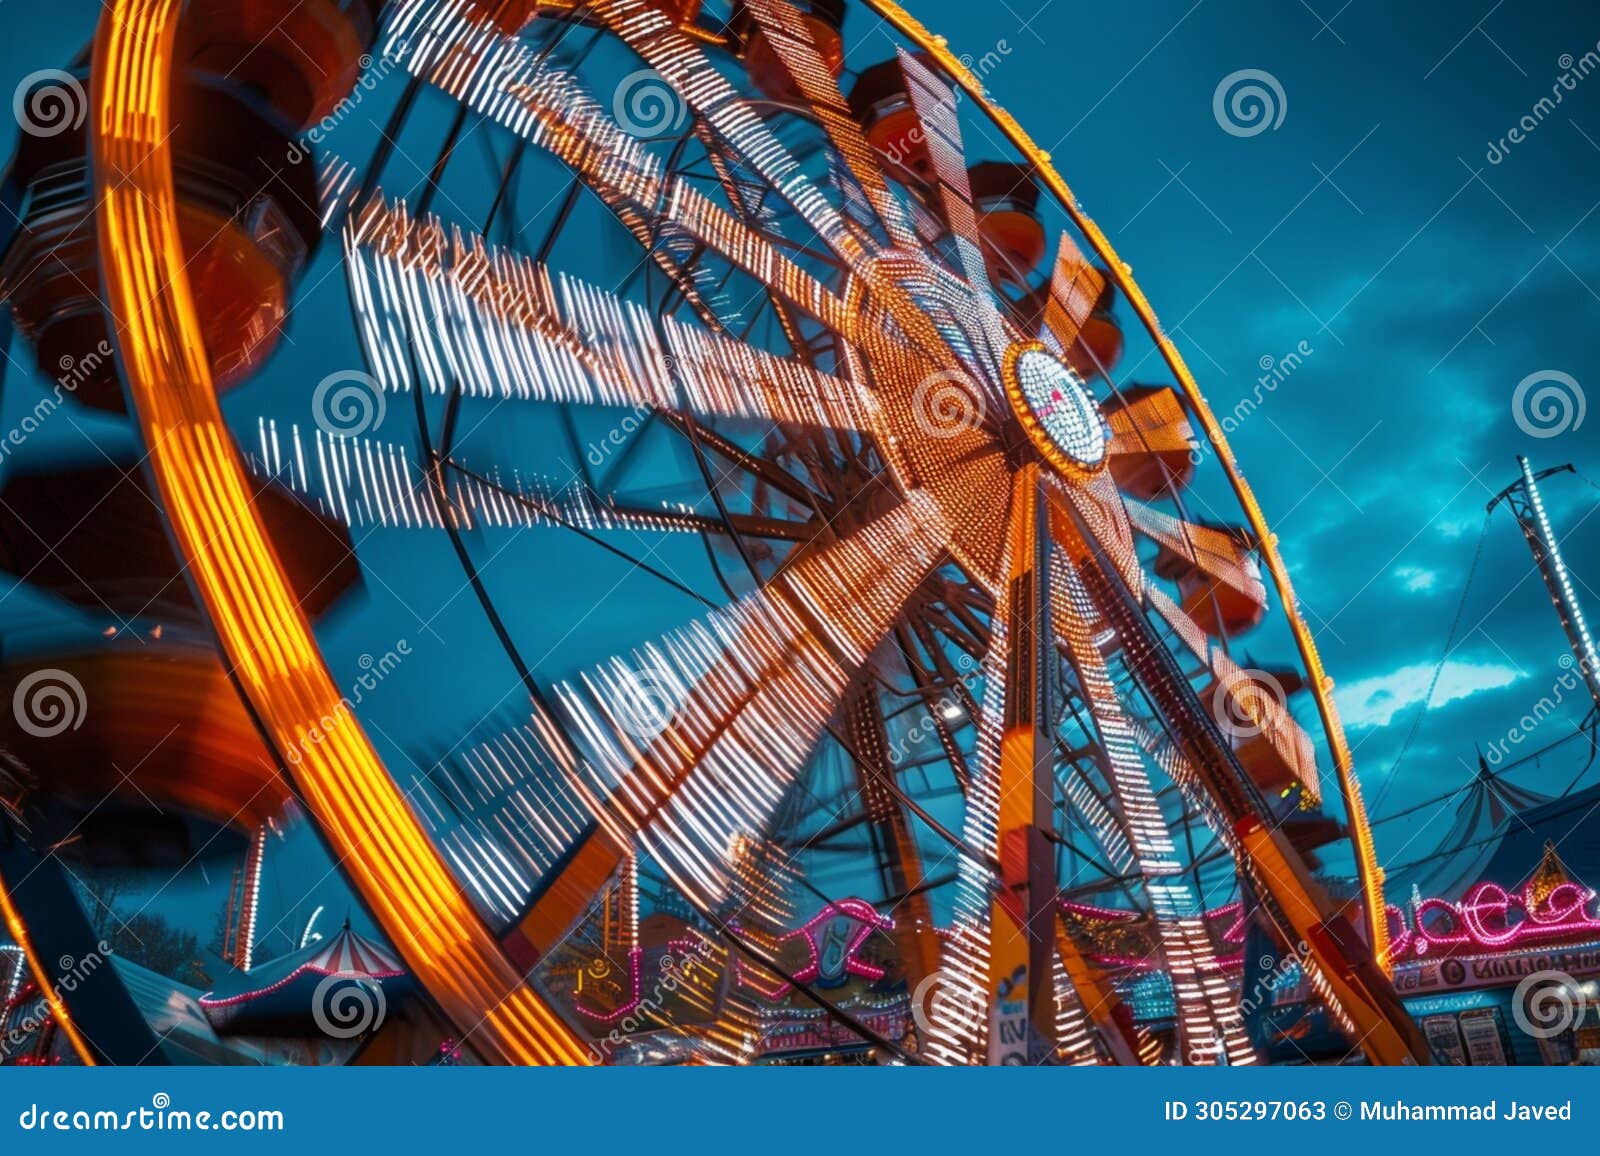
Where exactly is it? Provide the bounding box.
[90,0,589,1065]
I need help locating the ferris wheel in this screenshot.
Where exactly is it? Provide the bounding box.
[0,0,1431,1065]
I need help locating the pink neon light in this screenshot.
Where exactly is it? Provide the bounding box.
[573,901,898,1021]
[785,898,892,986]
[574,947,646,1024]
[197,963,403,1010]
[1387,877,1600,962]
[733,898,894,998]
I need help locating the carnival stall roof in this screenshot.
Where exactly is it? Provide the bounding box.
[199,921,408,1037]
[1481,780,1600,894]
[1386,754,1551,902]
[113,956,369,1065]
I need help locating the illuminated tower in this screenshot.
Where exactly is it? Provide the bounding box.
[1487,457,1600,712]
[222,826,266,973]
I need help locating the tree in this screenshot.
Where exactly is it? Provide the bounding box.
[109,912,209,988]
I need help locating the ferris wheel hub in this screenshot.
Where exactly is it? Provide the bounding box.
[1000,341,1109,478]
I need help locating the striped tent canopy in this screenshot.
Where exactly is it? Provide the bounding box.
[302,922,404,979]
[1386,752,1551,902]
[199,921,407,1037]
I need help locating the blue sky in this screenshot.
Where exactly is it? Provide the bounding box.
[1,1,1597,949]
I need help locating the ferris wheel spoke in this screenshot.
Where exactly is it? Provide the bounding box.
[385,0,836,333]
[1036,232,1104,353]
[580,1,984,379]
[499,492,951,962]
[895,51,1012,362]
[1044,470,1142,595]
[1124,499,1269,639]
[920,550,1010,1064]
[1064,509,1432,1065]
[926,465,1090,1064]
[243,423,695,537]
[585,0,867,267]
[1052,557,1256,1066]
[840,686,942,987]
[1145,585,1322,805]
[347,198,880,436]
[1102,385,1200,500]
[737,0,921,251]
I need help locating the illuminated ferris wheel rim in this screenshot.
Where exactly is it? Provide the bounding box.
[72,0,1400,1067]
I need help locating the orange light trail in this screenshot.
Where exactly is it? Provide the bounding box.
[0,867,97,1066]
[90,0,588,1065]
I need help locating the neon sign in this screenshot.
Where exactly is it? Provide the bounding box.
[1387,878,1600,961]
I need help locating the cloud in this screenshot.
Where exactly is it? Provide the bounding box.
[1393,565,1437,593]
[1334,659,1525,731]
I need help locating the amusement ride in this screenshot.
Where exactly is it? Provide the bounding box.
[0,0,1591,1067]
